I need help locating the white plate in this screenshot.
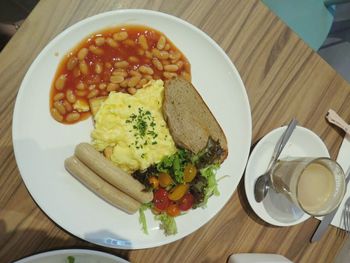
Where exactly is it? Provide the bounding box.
[14,249,129,263]
[12,9,251,249]
[244,126,329,226]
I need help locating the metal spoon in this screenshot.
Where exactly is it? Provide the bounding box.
[254,118,298,202]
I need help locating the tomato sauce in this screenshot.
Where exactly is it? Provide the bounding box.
[50,25,191,124]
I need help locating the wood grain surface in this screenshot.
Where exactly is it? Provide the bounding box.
[1,0,350,262]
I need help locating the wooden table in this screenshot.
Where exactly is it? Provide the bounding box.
[1,0,349,262]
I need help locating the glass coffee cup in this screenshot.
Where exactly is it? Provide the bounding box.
[270,157,346,216]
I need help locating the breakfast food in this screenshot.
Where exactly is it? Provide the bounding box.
[57,24,227,236]
[91,80,176,173]
[50,25,191,124]
[75,143,153,203]
[163,78,228,161]
[65,156,141,214]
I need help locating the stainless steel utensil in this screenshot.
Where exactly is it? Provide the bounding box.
[254,118,298,202]
[311,167,350,242]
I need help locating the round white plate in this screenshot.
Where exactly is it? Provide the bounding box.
[244,126,329,226]
[12,9,251,249]
[14,249,129,263]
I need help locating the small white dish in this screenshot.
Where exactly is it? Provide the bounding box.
[14,249,129,263]
[244,126,330,226]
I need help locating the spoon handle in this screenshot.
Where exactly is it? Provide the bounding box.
[326,109,350,136]
[270,118,298,166]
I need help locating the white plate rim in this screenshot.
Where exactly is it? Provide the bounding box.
[12,9,252,249]
[14,249,129,263]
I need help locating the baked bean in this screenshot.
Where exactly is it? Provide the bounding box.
[110,75,124,84]
[162,59,170,66]
[169,51,181,62]
[62,100,73,112]
[66,56,78,70]
[98,83,107,90]
[105,62,112,69]
[164,43,170,50]
[107,83,119,92]
[137,49,145,56]
[53,92,64,101]
[176,60,184,69]
[112,70,128,77]
[79,61,89,75]
[76,90,87,96]
[157,35,166,50]
[51,108,63,122]
[66,112,80,122]
[95,63,103,74]
[181,71,191,81]
[113,31,128,41]
[100,91,108,96]
[66,89,76,103]
[73,68,81,77]
[88,84,96,90]
[55,75,67,90]
[95,37,105,46]
[129,70,141,78]
[184,62,191,72]
[164,64,179,72]
[143,75,153,80]
[76,82,85,90]
[152,48,169,59]
[115,61,129,68]
[139,78,148,87]
[138,35,148,50]
[106,37,118,48]
[120,79,129,88]
[163,71,177,79]
[139,65,154,75]
[127,87,137,95]
[122,39,135,46]
[152,58,163,71]
[128,56,139,63]
[145,50,152,59]
[53,101,66,115]
[128,76,141,88]
[77,48,88,60]
[89,45,104,55]
[87,89,99,99]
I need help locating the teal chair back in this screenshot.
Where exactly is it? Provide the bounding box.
[262,0,349,50]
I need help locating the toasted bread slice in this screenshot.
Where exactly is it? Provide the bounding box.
[163,78,228,162]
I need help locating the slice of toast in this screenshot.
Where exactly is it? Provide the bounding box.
[163,78,228,162]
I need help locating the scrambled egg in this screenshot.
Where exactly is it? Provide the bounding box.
[91,80,177,173]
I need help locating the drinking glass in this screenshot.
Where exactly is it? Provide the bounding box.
[270,157,345,216]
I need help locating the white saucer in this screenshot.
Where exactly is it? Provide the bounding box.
[244,125,330,226]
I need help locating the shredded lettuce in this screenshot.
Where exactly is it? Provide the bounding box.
[198,164,220,207]
[139,203,152,234]
[154,213,177,235]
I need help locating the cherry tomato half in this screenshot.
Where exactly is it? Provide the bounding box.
[153,188,170,211]
[166,204,181,217]
[178,192,194,211]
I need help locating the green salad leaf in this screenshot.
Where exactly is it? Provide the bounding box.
[200,164,220,205]
[156,149,191,183]
[139,203,152,234]
[155,213,177,235]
